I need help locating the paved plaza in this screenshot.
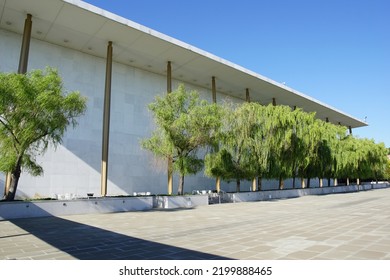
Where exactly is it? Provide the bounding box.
[1,188,390,260]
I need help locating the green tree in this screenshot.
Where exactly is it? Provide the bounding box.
[284,108,317,188]
[141,84,223,195]
[335,136,387,184]
[323,123,347,186]
[385,158,390,181]
[247,103,294,190]
[358,139,387,182]
[0,67,87,201]
[262,105,296,189]
[301,120,346,187]
[205,102,263,192]
[243,103,273,190]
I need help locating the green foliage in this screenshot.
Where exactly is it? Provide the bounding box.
[143,84,386,192]
[204,101,386,189]
[385,158,390,180]
[141,84,223,194]
[301,120,346,184]
[0,67,87,200]
[205,103,258,190]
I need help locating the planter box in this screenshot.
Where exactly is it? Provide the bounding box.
[223,183,389,203]
[0,196,153,220]
[153,195,208,209]
[372,182,389,189]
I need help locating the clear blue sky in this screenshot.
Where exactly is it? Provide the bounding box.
[84,0,390,147]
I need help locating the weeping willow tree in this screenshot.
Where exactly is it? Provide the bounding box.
[323,123,347,186]
[245,103,274,190]
[144,87,386,193]
[299,120,346,188]
[352,138,387,182]
[335,135,355,184]
[371,140,386,181]
[368,141,388,182]
[385,157,390,181]
[141,84,223,195]
[206,103,313,191]
[262,105,297,189]
[335,136,387,184]
[282,108,317,188]
[205,102,258,192]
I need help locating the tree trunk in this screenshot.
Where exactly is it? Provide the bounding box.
[292,164,297,189]
[301,177,306,189]
[279,175,284,190]
[251,178,256,192]
[236,179,240,192]
[4,162,22,201]
[216,176,221,192]
[257,176,262,191]
[3,173,10,197]
[177,174,184,195]
[328,178,331,187]
[307,178,311,188]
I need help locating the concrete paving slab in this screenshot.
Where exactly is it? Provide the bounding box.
[0,188,390,260]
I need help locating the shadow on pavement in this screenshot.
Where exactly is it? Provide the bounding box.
[7,206,231,260]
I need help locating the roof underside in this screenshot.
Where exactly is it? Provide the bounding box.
[0,0,367,128]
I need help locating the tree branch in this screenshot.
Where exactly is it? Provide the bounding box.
[0,116,20,146]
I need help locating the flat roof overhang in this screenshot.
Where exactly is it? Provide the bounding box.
[0,0,367,128]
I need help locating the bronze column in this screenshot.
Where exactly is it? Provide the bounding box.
[246,88,250,102]
[246,88,257,191]
[167,61,173,195]
[18,14,32,74]
[212,76,217,103]
[101,41,113,196]
[5,14,33,197]
[212,76,221,192]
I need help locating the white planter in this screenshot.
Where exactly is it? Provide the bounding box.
[0,196,153,220]
[223,183,389,203]
[153,195,208,209]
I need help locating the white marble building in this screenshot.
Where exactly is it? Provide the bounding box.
[0,0,366,198]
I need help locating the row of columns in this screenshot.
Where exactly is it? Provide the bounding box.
[8,14,355,196]
[102,42,358,194]
[164,63,356,193]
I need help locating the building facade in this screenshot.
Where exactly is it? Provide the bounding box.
[0,0,366,199]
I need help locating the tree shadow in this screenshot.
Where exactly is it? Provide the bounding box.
[5,205,231,260]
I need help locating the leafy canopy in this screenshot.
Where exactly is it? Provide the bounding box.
[0,67,87,176]
[141,84,223,194]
